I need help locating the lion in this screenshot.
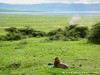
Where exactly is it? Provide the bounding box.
[54,57,68,69]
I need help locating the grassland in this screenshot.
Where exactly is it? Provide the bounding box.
[0,14,100,27]
[0,38,100,75]
[0,14,100,75]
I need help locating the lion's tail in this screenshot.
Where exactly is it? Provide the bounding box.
[48,63,53,65]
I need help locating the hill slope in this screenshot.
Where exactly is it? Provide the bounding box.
[0,3,100,12]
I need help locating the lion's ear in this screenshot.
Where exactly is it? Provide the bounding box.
[55,57,59,60]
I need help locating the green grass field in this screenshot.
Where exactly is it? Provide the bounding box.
[0,14,100,27]
[0,14,100,75]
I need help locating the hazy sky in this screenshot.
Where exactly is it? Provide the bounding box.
[0,0,100,4]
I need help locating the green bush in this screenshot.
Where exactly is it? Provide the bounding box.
[88,22,100,44]
[4,27,47,41]
[74,26,89,38]
[47,25,89,41]
[19,27,46,37]
[4,27,23,40]
[5,32,22,41]
[67,24,77,31]
[47,28,63,36]
[47,28,64,41]
[48,33,64,41]
[64,25,89,41]
[64,28,81,41]
[0,35,6,41]
[5,27,18,33]
[32,30,46,37]
[18,27,34,36]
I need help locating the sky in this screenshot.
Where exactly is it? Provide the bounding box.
[0,0,100,4]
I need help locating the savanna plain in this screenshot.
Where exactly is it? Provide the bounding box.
[0,14,100,75]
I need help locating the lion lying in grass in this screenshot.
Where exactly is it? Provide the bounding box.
[54,57,68,69]
[48,57,68,69]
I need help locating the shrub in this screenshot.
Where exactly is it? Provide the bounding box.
[5,32,22,41]
[67,24,77,31]
[88,22,100,44]
[47,25,89,41]
[47,28,64,41]
[47,28,63,36]
[0,35,6,41]
[64,25,89,41]
[18,27,34,36]
[74,26,89,38]
[19,27,46,37]
[5,27,18,33]
[1,27,47,41]
[32,30,46,37]
[5,27,23,40]
[48,33,64,41]
[64,28,81,41]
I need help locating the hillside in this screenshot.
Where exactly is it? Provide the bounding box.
[0,3,100,12]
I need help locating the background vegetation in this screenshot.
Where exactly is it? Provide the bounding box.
[88,22,100,44]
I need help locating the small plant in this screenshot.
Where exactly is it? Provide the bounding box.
[7,62,21,69]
